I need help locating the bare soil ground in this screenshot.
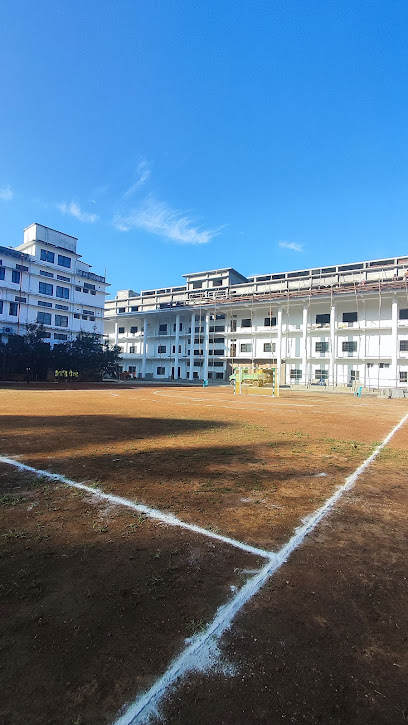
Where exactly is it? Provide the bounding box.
[0,385,407,724]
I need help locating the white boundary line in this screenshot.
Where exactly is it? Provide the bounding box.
[0,455,271,560]
[112,410,408,725]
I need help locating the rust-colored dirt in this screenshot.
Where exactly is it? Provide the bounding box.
[0,385,407,724]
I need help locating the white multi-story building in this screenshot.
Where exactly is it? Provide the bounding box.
[0,223,108,344]
[104,256,408,389]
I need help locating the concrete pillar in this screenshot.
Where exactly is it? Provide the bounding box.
[174,313,180,378]
[302,306,308,385]
[189,312,195,380]
[329,304,336,386]
[114,321,118,346]
[277,307,283,385]
[203,313,210,381]
[391,295,398,386]
[142,318,147,378]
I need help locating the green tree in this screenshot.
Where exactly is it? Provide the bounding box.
[52,332,121,380]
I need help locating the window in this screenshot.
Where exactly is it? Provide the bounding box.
[14,296,26,303]
[57,274,70,282]
[195,326,204,333]
[241,318,252,327]
[82,315,88,320]
[213,361,224,367]
[57,254,71,268]
[316,313,330,325]
[38,300,52,308]
[263,342,275,353]
[118,327,125,333]
[129,366,136,373]
[90,290,96,295]
[264,317,277,327]
[40,270,54,278]
[83,288,89,294]
[194,349,203,356]
[212,278,222,287]
[399,308,408,320]
[240,343,252,353]
[343,312,357,323]
[315,370,328,380]
[130,326,138,333]
[159,324,167,334]
[400,340,408,351]
[75,286,82,292]
[158,345,167,353]
[54,333,68,340]
[118,308,125,313]
[172,345,176,353]
[131,306,139,312]
[9,302,18,316]
[82,310,93,315]
[0,301,3,313]
[342,341,357,352]
[193,372,199,379]
[379,363,390,369]
[83,283,95,290]
[350,370,359,381]
[56,286,69,299]
[192,281,202,289]
[39,282,53,296]
[40,249,55,263]
[230,319,237,332]
[367,362,374,368]
[55,315,68,327]
[315,341,329,353]
[129,347,135,353]
[400,371,408,382]
[0,267,5,280]
[157,366,165,375]
[55,304,68,311]
[290,369,302,380]
[16,264,28,272]
[11,270,20,284]
[37,312,51,325]
[74,313,80,319]
[216,372,224,379]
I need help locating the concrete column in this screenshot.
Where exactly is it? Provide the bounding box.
[174,313,180,378]
[391,295,398,386]
[329,304,336,386]
[142,318,147,378]
[114,321,118,346]
[203,313,210,381]
[302,306,308,385]
[189,312,195,380]
[277,306,283,385]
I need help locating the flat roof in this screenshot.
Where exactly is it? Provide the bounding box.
[24,222,78,241]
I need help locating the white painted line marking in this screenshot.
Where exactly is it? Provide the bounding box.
[0,456,271,560]
[112,410,408,725]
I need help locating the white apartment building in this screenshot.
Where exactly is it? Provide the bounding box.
[104,256,408,389]
[0,223,108,344]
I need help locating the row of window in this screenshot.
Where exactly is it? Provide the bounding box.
[289,369,408,383]
[37,312,69,327]
[39,282,70,299]
[40,249,71,268]
[40,270,71,282]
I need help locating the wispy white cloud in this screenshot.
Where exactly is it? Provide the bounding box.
[279,240,303,252]
[123,160,151,198]
[58,201,98,224]
[114,196,221,245]
[0,185,13,201]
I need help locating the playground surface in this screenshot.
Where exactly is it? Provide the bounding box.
[0,385,407,724]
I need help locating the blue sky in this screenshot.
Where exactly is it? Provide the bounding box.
[1,1,407,297]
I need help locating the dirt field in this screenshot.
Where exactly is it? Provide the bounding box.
[0,384,407,724]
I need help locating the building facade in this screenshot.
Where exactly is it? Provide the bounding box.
[104,257,408,389]
[0,223,108,345]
